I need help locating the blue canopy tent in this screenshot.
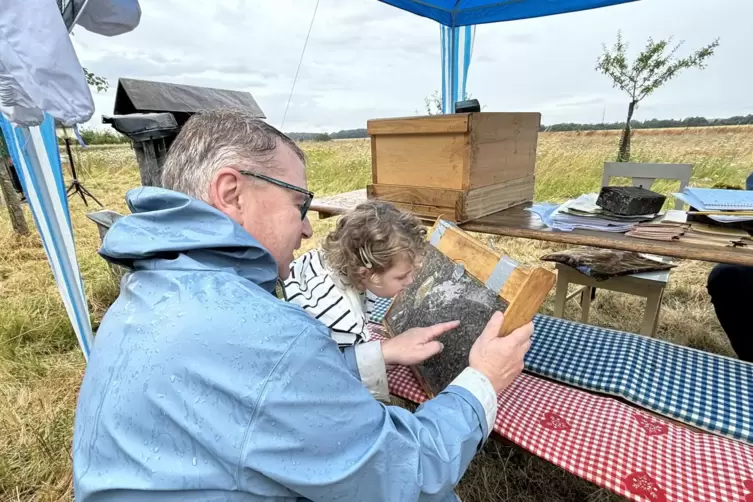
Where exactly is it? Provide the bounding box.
[379,0,638,112]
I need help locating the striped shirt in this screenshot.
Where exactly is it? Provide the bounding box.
[283,249,376,348]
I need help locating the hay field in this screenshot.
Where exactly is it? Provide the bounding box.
[1,126,751,501]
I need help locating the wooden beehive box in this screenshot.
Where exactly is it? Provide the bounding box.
[366,112,541,223]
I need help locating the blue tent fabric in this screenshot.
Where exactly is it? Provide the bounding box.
[379,0,638,27]
[427,0,637,113]
[0,113,93,359]
[441,25,474,113]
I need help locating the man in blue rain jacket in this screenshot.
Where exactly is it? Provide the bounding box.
[73,109,533,501]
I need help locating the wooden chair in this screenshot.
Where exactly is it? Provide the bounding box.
[552,162,693,336]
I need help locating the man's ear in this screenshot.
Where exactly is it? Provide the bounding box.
[208,167,245,223]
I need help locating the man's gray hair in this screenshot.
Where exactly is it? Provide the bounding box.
[160,108,305,201]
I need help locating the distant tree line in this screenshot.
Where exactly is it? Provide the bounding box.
[61,113,753,147]
[56,128,130,145]
[286,129,368,142]
[286,114,753,140]
[542,114,753,132]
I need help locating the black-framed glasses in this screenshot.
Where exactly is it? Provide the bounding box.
[238,170,314,220]
[238,169,314,221]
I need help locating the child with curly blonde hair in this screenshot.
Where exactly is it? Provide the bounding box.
[283,200,458,402]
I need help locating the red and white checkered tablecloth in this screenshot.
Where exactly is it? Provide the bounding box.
[379,338,753,501]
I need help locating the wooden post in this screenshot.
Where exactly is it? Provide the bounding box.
[132,138,168,187]
[0,158,29,236]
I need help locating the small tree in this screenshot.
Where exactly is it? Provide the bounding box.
[596,32,719,161]
[424,90,443,115]
[83,67,109,92]
[422,90,474,115]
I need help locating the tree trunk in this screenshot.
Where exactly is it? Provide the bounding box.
[617,100,637,162]
[0,158,30,236]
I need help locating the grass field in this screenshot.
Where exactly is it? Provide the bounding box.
[1,126,752,501]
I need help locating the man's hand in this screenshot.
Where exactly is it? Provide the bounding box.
[381,321,460,366]
[468,312,533,394]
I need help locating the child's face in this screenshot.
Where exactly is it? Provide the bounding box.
[364,257,415,298]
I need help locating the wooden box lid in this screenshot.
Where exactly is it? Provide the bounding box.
[367,114,471,136]
[367,112,541,137]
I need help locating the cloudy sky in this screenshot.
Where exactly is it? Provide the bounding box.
[71,0,752,133]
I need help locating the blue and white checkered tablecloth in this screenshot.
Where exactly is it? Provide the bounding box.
[370,297,753,445]
[370,296,392,323]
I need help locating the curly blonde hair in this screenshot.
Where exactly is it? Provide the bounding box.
[322,201,427,289]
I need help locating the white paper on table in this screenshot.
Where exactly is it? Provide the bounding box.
[550,195,637,233]
[661,210,688,224]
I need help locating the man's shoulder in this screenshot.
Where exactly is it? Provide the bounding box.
[97,269,330,351]
[241,288,329,337]
[199,275,331,340]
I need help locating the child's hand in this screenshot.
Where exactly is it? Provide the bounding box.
[381,321,460,366]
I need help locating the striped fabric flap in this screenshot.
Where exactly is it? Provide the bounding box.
[441,24,474,113]
[0,114,93,359]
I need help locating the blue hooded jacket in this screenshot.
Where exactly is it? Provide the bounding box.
[73,187,491,501]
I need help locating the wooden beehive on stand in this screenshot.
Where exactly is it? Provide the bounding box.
[366,112,541,223]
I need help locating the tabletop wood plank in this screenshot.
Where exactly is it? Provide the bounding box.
[310,189,753,266]
[311,189,366,219]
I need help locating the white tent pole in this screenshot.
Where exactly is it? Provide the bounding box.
[450,27,458,113]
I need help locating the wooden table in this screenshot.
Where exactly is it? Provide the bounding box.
[310,189,753,267]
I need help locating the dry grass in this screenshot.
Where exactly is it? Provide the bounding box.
[1,126,752,501]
